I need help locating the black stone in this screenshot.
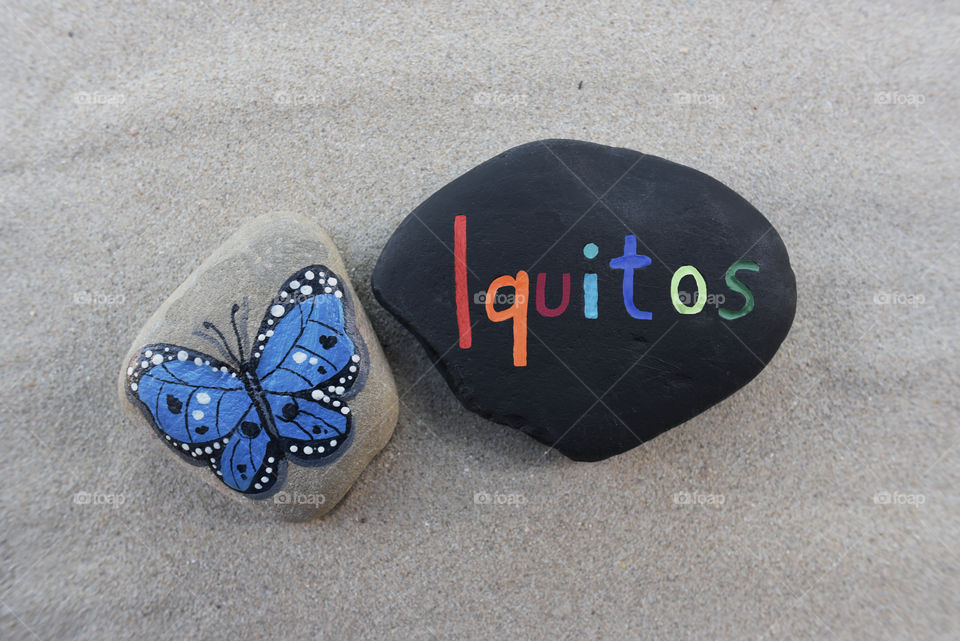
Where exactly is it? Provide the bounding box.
[372,140,796,461]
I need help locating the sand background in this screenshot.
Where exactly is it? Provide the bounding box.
[1,2,957,640]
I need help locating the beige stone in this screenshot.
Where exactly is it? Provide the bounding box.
[117,212,398,519]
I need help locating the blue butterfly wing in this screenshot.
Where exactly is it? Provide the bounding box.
[218,404,283,493]
[253,266,361,396]
[127,345,247,451]
[126,345,281,495]
[265,391,351,461]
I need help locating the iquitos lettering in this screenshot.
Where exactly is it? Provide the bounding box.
[453,215,759,367]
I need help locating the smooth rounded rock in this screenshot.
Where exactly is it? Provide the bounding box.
[119,212,398,518]
[373,139,796,461]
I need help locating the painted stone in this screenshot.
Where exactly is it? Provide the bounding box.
[118,212,398,518]
[372,139,796,461]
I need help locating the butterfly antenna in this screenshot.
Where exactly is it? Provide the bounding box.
[230,303,245,362]
[191,330,237,366]
[238,298,250,358]
[202,321,240,365]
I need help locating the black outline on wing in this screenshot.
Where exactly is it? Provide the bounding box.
[264,390,352,465]
[247,265,362,465]
[124,344,280,492]
[250,265,362,396]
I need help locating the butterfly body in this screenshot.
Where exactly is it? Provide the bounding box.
[126,265,364,497]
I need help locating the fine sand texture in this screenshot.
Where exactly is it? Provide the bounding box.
[1,2,957,640]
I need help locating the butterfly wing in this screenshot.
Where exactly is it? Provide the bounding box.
[127,345,247,453]
[217,404,283,493]
[251,265,361,462]
[253,265,361,396]
[126,345,281,495]
[264,391,350,461]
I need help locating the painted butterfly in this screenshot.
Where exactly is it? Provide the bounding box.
[125,265,364,496]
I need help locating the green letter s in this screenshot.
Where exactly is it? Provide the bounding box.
[719,261,759,320]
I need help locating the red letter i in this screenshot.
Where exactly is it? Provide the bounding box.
[454,215,471,348]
